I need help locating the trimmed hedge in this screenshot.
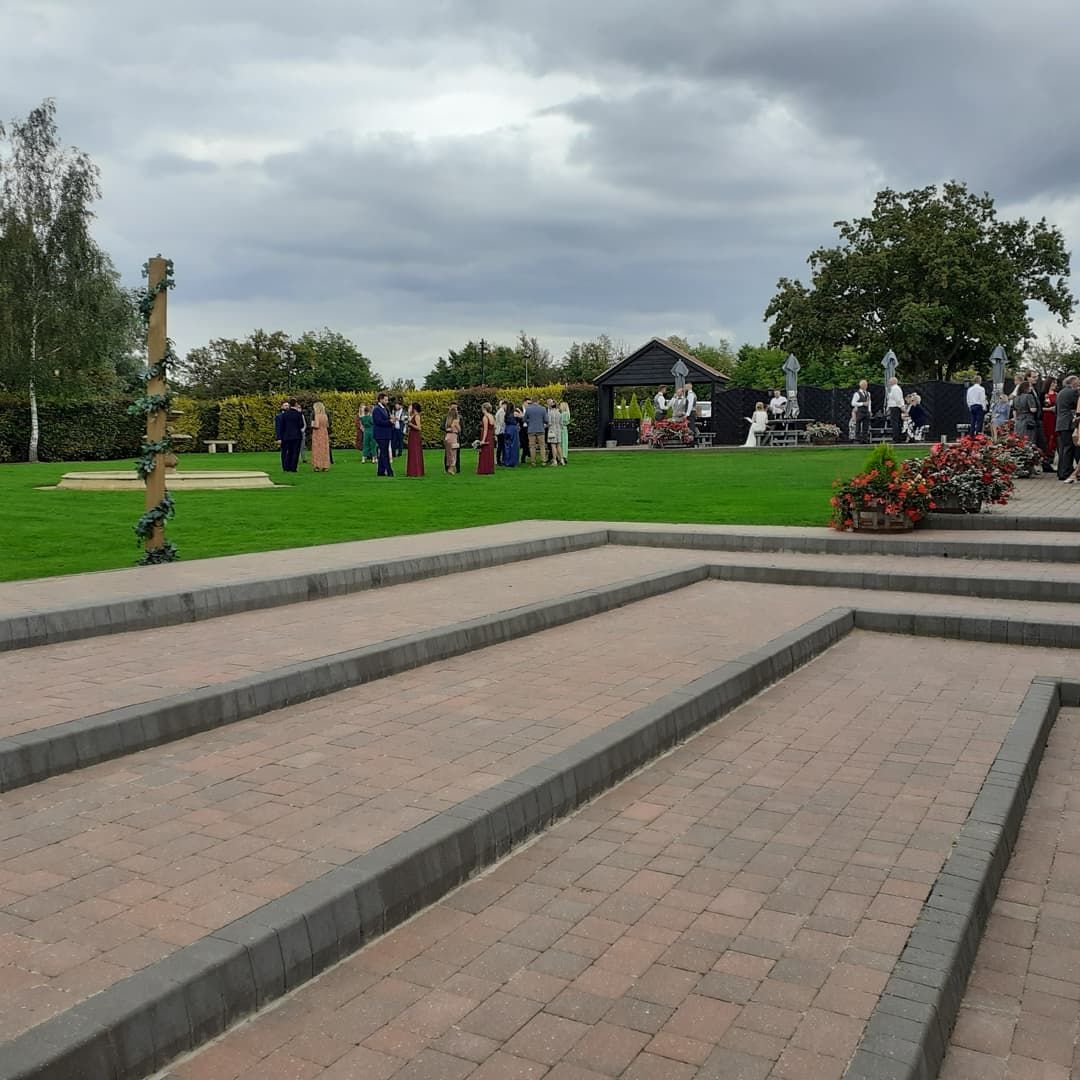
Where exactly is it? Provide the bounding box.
[0,396,144,463]
[0,384,601,461]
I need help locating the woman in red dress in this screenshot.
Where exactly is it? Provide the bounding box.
[1042,377,1058,469]
[477,402,495,475]
[406,402,425,477]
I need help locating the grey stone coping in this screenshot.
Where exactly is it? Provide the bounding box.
[0,609,856,1080]
[611,526,1080,564]
[0,530,610,653]
[844,676,1068,1080]
[0,564,712,793]
[927,513,1080,532]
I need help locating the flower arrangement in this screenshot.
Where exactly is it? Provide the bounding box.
[646,418,695,447]
[915,434,1015,512]
[829,444,935,530]
[994,431,1043,476]
[807,422,842,444]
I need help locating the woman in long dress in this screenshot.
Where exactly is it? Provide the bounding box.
[443,404,461,474]
[503,403,520,467]
[406,402,424,477]
[559,400,570,463]
[360,405,376,462]
[477,402,495,475]
[743,402,769,447]
[310,401,331,471]
[1042,377,1058,468]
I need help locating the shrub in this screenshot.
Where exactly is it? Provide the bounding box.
[830,456,935,530]
[0,396,144,463]
[916,434,1015,511]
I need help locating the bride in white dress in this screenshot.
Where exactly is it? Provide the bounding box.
[743,403,769,447]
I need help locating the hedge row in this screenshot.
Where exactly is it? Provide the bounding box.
[216,384,599,451]
[0,385,600,462]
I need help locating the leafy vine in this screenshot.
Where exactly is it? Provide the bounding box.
[135,258,179,564]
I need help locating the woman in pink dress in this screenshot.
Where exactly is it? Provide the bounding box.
[406,402,425,477]
[443,404,461,474]
[477,402,495,474]
[310,401,331,471]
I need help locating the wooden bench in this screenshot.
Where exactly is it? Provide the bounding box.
[203,440,236,454]
[695,432,715,447]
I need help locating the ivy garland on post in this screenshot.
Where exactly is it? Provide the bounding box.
[134,258,179,564]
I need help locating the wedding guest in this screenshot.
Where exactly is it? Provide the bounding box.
[443,404,461,474]
[768,389,787,418]
[359,404,376,462]
[670,388,688,421]
[967,375,988,435]
[990,393,1011,439]
[885,377,904,442]
[523,397,548,466]
[851,380,871,443]
[519,398,532,462]
[906,393,929,440]
[310,401,331,472]
[1013,380,1039,442]
[545,398,564,465]
[559,400,571,463]
[477,402,495,474]
[390,399,405,458]
[372,392,394,477]
[1057,375,1080,481]
[274,399,303,472]
[494,401,507,465]
[503,402,521,467]
[653,386,668,420]
[743,402,768,447]
[1042,376,1058,469]
[684,382,698,438]
[406,402,424,477]
[296,401,308,463]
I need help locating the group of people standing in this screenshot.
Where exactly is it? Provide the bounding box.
[973,372,1080,481]
[651,383,700,436]
[346,395,571,478]
[274,399,332,472]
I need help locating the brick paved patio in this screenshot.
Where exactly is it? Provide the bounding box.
[939,706,1080,1080]
[153,633,1076,1080]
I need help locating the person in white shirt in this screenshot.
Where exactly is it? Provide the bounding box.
[684,382,698,438]
[967,376,988,435]
[851,380,872,443]
[743,402,769,447]
[652,386,669,420]
[885,377,905,443]
[768,389,787,418]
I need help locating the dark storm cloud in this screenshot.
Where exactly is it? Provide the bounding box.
[1,0,1076,376]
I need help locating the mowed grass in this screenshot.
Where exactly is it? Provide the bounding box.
[0,446,924,582]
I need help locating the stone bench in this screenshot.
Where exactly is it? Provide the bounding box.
[203,440,236,454]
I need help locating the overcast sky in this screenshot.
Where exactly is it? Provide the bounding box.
[2,0,1078,381]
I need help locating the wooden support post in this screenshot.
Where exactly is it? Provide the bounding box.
[145,256,168,554]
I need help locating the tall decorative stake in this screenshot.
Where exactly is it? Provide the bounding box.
[131,256,178,564]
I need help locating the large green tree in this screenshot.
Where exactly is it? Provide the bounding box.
[666,336,736,375]
[559,334,624,383]
[0,99,140,460]
[423,331,558,389]
[765,182,1074,381]
[179,328,379,396]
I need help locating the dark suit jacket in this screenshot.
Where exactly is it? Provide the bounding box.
[277,408,304,441]
[1055,386,1080,432]
[372,404,393,442]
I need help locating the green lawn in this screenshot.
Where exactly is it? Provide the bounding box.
[0,446,924,582]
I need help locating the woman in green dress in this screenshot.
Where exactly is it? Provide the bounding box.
[359,405,376,462]
[559,400,570,462]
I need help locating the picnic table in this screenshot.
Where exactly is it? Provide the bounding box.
[757,418,815,446]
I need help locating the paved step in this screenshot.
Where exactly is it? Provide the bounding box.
[150,632,1074,1080]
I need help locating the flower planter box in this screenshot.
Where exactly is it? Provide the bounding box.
[932,494,982,514]
[854,509,916,532]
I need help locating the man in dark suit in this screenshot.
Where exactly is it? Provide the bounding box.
[274,398,304,472]
[372,392,394,477]
[1056,375,1080,480]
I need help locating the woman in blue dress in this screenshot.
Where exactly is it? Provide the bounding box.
[503,402,520,467]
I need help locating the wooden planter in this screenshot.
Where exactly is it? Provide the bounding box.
[932,494,981,514]
[854,509,916,532]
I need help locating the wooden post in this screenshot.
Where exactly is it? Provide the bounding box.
[145,256,168,554]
